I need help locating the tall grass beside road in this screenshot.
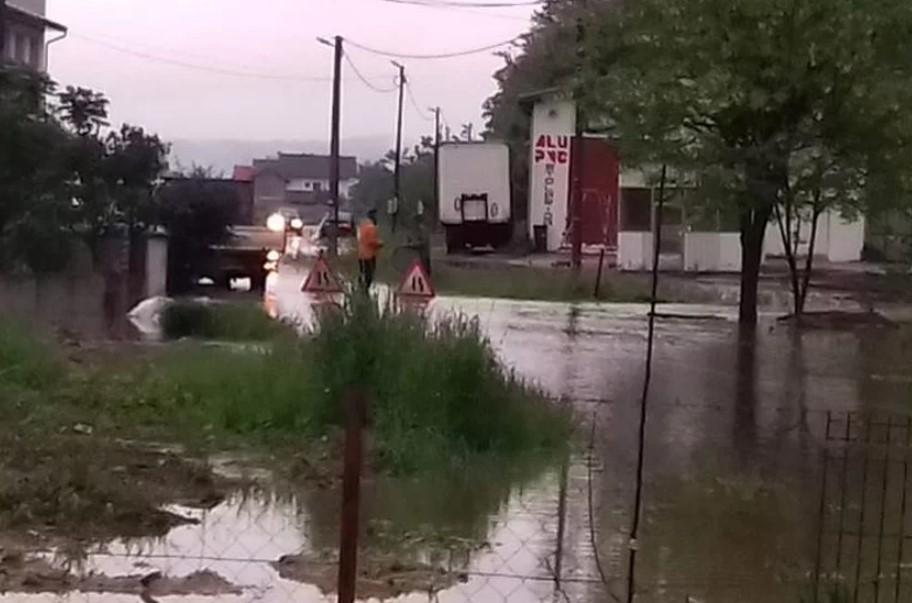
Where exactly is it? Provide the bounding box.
[161,300,288,341]
[0,297,571,474]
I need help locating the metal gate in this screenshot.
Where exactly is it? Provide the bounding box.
[814,412,912,602]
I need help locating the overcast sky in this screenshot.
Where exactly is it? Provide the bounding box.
[46,0,535,146]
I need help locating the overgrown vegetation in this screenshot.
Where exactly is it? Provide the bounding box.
[161,301,287,341]
[1,300,570,477]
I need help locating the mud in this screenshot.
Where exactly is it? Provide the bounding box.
[0,553,240,597]
[273,552,468,599]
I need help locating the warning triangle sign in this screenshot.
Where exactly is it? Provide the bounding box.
[398,259,436,299]
[301,256,344,293]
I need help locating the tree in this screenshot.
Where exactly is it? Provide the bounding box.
[0,67,72,272]
[586,0,912,324]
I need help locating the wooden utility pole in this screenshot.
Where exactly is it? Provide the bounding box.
[336,391,367,603]
[433,106,441,223]
[392,61,405,233]
[569,11,586,270]
[329,35,343,258]
[0,0,7,62]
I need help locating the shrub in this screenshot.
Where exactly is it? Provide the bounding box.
[161,301,286,341]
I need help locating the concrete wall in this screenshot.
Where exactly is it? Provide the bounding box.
[145,236,168,299]
[684,232,742,272]
[763,210,864,263]
[618,232,654,271]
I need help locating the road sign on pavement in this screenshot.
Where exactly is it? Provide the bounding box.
[398,259,435,300]
[301,256,344,294]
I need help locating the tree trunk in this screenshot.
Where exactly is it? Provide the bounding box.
[739,207,772,326]
[797,206,823,315]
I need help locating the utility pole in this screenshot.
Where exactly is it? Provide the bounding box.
[392,61,405,233]
[0,0,7,62]
[433,107,441,223]
[319,35,344,258]
[569,6,586,270]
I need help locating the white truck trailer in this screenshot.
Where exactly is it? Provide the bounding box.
[438,142,512,253]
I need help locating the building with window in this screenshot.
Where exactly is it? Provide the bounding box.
[239,153,358,225]
[3,0,66,72]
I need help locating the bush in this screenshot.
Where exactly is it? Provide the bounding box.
[161,301,286,341]
[0,321,59,390]
[144,295,571,473]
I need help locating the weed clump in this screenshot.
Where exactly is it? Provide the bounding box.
[161,300,287,341]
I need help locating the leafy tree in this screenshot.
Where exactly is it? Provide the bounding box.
[586,0,912,323]
[0,67,72,272]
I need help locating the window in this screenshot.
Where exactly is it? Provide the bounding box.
[30,37,41,69]
[313,182,322,192]
[19,33,31,66]
[620,188,653,232]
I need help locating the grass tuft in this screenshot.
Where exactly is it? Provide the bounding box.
[161,300,288,341]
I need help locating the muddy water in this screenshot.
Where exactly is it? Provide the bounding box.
[11,267,911,602]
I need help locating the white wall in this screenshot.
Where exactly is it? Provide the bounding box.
[618,232,654,271]
[684,232,742,272]
[528,97,575,251]
[826,213,865,262]
[763,210,864,263]
[145,236,168,298]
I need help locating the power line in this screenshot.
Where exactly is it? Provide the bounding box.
[405,81,435,122]
[345,35,519,59]
[344,53,398,93]
[379,0,541,7]
[72,33,383,83]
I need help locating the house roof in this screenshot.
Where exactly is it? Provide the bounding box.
[252,153,357,182]
[233,165,255,182]
[7,5,67,32]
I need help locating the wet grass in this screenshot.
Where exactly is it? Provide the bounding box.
[1,301,571,475]
[0,321,61,391]
[161,300,288,341]
[128,296,571,472]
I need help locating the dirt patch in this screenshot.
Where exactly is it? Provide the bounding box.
[272,553,468,599]
[0,435,241,545]
[0,553,241,597]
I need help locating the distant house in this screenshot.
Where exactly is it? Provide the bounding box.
[3,0,66,72]
[239,153,358,225]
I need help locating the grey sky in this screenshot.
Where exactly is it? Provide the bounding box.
[47,0,535,146]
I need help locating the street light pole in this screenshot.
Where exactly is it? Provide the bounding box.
[432,106,441,223]
[329,35,343,258]
[392,61,405,233]
[569,5,586,271]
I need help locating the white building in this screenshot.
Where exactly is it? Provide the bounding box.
[3,0,66,72]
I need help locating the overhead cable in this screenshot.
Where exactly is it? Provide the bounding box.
[405,81,435,122]
[379,0,541,7]
[344,53,398,93]
[345,36,519,59]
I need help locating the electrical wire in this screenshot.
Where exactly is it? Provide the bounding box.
[71,33,337,82]
[345,35,519,59]
[378,0,541,7]
[626,164,668,603]
[405,81,436,121]
[344,52,398,93]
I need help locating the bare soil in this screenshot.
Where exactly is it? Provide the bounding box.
[0,553,241,597]
[272,552,468,599]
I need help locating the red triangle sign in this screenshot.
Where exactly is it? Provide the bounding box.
[301,256,344,293]
[398,260,436,299]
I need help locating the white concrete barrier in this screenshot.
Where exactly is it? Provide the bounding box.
[683,232,742,272]
[618,232,654,271]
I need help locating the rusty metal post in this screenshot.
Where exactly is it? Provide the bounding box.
[337,391,367,603]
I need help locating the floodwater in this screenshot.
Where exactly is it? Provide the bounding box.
[10,265,912,603]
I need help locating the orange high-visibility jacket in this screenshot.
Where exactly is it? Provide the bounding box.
[358,220,383,260]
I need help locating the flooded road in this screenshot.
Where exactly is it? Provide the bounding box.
[11,266,911,602]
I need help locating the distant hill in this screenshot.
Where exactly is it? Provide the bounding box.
[169,136,396,176]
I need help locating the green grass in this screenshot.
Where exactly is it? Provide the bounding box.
[161,300,288,341]
[0,321,60,391]
[1,298,571,475]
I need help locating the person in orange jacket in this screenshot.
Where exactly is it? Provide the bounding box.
[358,210,383,289]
